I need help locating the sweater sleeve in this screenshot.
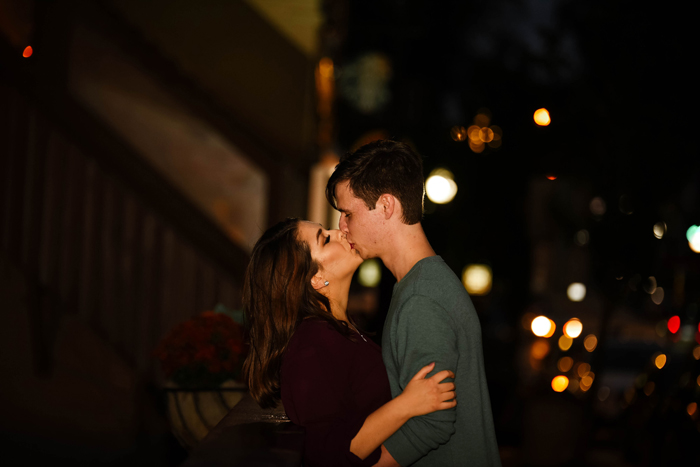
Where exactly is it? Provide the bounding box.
[283,335,382,467]
[384,295,458,466]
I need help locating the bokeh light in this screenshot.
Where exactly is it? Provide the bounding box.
[557,356,574,372]
[667,316,680,334]
[688,225,700,253]
[574,229,589,246]
[531,316,553,337]
[567,283,586,302]
[462,264,492,296]
[551,375,569,392]
[590,197,606,216]
[618,194,633,215]
[358,259,381,287]
[643,276,657,294]
[651,287,664,305]
[584,334,598,352]
[597,386,610,401]
[546,174,557,181]
[531,340,550,360]
[643,381,655,396]
[534,108,551,126]
[693,346,700,360]
[687,402,697,418]
[23,46,33,58]
[577,363,591,378]
[558,335,573,351]
[563,318,583,338]
[654,353,667,369]
[425,169,457,204]
[653,222,666,239]
[450,125,467,141]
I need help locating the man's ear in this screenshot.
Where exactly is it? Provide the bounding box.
[311,273,326,290]
[377,194,396,220]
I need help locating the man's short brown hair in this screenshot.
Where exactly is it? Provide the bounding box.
[325,139,424,225]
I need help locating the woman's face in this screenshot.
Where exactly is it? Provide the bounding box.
[297,221,363,284]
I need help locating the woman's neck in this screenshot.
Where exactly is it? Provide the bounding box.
[325,279,351,322]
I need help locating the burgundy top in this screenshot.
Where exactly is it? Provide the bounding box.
[281,319,392,466]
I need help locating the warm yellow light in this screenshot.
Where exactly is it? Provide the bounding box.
[693,346,700,360]
[558,335,573,351]
[653,222,666,239]
[450,126,467,141]
[567,283,586,302]
[654,353,667,369]
[577,363,591,378]
[358,259,381,287]
[544,319,557,338]
[467,125,481,142]
[583,334,598,352]
[688,402,697,417]
[531,316,552,337]
[690,235,700,253]
[426,170,457,204]
[563,318,583,338]
[531,340,550,360]
[551,375,569,392]
[534,108,551,126]
[462,264,492,296]
[557,356,574,372]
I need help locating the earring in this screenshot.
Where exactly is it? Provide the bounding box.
[324,281,329,286]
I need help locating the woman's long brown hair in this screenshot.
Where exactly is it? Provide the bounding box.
[242,218,353,408]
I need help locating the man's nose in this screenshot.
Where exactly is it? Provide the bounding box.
[339,214,348,232]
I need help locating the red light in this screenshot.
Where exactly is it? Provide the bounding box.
[695,330,700,345]
[22,46,33,58]
[546,175,557,181]
[668,315,680,334]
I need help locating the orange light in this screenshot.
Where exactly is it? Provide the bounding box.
[558,335,573,351]
[688,402,697,417]
[479,127,494,143]
[546,174,557,180]
[534,108,551,126]
[584,334,598,352]
[654,353,667,369]
[23,46,33,58]
[450,126,467,142]
[577,363,591,378]
[468,140,485,153]
[530,340,550,360]
[557,356,574,372]
[551,375,569,392]
[544,319,556,338]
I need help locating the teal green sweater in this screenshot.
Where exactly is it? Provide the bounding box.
[382,256,501,466]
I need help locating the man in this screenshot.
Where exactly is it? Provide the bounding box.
[326,140,501,466]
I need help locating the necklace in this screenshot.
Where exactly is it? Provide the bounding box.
[349,322,367,342]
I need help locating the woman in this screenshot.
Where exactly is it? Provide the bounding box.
[243,218,456,466]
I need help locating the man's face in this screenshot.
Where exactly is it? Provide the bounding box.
[335,181,385,260]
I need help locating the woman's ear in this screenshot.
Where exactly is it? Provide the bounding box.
[311,273,327,290]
